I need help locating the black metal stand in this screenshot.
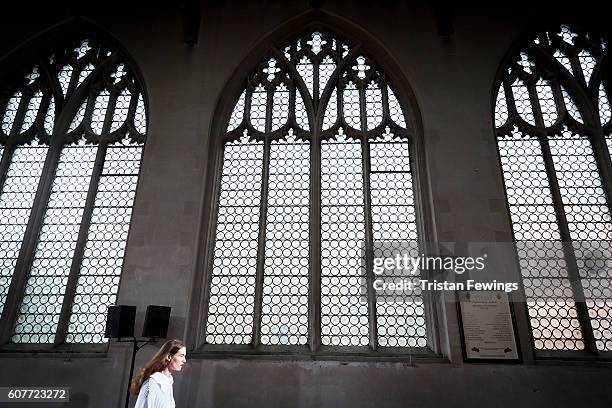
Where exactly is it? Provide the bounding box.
[117,337,155,408]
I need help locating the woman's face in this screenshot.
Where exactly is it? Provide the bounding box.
[168,347,187,372]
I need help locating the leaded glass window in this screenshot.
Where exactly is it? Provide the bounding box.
[494,25,612,353]
[0,37,147,346]
[203,31,427,352]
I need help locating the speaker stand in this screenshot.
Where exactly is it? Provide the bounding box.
[117,337,156,408]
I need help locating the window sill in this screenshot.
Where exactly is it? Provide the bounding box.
[188,345,446,363]
[0,343,108,358]
[532,350,612,366]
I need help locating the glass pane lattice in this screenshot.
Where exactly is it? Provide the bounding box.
[261,136,309,345]
[320,134,369,347]
[66,142,143,343]
[498,132,584,350]
[549,131,612,351]
[370,134,426,348]
[14,142,97,343]
[206,138,262,345]
[0,142,48,318]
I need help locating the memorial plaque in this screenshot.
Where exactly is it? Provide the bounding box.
[459,291,519,360]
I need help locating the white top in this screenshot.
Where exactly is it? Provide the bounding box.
[134,372,175,408]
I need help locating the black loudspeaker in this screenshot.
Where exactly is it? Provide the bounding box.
[104,305,136,338]
[142,305,171,338]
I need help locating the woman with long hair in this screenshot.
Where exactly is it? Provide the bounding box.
[130,339,187,408]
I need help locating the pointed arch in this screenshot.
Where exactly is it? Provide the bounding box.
[0,19,148,348]
[196,14,434,356]
[493,23,612,354]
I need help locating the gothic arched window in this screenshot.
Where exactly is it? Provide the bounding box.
[0,36,147,347]
[495,24,612,353]
[203,30,428,353]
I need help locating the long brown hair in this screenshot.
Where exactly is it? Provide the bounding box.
[130,339,185,395]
